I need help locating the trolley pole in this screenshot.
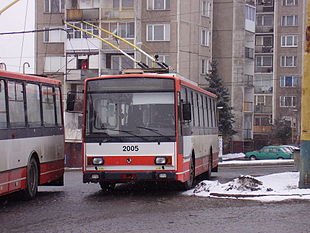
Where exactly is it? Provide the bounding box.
[299,1,310,188]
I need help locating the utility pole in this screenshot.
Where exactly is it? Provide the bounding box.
[299,1,310,188]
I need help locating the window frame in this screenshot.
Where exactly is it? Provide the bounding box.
[280,76,298,87]
[281,35,298,47]
[281,15,298,26]
[280,56,297,67]
[280,96,297,107]
[147,24,170,42]
[147,0,170,10]
[201,28,210,46]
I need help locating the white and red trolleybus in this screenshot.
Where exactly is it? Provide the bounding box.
[82,72,218,190]
[0,70,64,199]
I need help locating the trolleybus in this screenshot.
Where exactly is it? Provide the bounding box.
[0,70,64,199]
[82,72,218,190]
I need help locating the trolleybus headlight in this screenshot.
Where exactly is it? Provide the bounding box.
[92,157,104,165]
[155,156,168,165]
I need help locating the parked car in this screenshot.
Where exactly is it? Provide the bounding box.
[280,145,300,153]
[245,145,293,160]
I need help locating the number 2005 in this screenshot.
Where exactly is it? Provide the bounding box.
[123,145,139,152]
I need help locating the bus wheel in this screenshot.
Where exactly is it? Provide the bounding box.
[181,157,195,190]
[206,155,212,179]
[24,157,39,200]
[99,182,116,192]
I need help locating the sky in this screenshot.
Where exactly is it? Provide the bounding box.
[0,0,35,73]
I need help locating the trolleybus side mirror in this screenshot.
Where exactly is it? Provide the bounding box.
[182,103,192,121]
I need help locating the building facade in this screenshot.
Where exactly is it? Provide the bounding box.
[253,0,305,148]
[213,0,256,152]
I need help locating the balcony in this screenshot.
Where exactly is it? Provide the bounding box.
[255,26,274,33]
[101,7,135,20]
[253,126,272,133]
[255,66,273,73]
[254,105,272,114]
[255,46,273,54]
[66,8,99,21]
[256,5,274,13]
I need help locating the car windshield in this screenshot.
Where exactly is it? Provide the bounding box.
[86,92,176,141]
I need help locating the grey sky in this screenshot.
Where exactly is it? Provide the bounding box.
[0,0,35,73]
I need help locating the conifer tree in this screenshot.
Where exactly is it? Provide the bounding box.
[205,60,236,138]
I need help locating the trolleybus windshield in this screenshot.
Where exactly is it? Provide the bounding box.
[85,78,176,142]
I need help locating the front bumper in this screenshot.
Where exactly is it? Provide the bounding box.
[83,171,176,183]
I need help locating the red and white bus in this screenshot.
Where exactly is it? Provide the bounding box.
[0,70,64,199]
[82,72,218,190]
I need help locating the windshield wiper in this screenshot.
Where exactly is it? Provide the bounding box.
[106,128,150,141]
[137,126,173,140]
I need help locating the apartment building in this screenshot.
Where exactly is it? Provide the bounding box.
[254,0,305,147]
[35,0,213,167]
[213,0,256,152]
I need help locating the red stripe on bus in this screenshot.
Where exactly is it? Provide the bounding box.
[87,156,173,166]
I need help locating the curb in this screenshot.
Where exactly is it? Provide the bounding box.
[219,160,295,167]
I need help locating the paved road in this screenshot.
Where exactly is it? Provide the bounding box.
[1,165,309,233]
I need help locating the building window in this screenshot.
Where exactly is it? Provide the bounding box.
[201,1,211,17]
[280,56,297,67]
[245,5,255,21]
[256,56,272,67]
[245,47,254,59]
[113,0,134,9]
[201,58,209,75]
[283,0,298,6]
[281,15,298,26]
[147,0,170,10]
[44,0,65,13]
[66,22,99,39]
[280,96,297,107]
[257,15,273,26]
[110,22,135,38]
[201,28,210,46]
[44,27,65,43]
[281,35,298,47]
[147,24,170,41]
[280,76,298,87]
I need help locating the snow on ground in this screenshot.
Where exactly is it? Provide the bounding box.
[184,172,310,202]
[221,153,245,161]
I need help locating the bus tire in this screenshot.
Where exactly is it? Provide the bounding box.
[180,156,195,190]
[23,157,39,200]
[99,182,116,192]
[206,155,212,179]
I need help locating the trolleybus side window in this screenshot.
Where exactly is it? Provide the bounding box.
[55,87,63,126]
[206,96,211,128]
[42,85,56,126]
[8,81,26,128]
[199,94,204,127]
[0,80,7,129]
[26,83,42,127]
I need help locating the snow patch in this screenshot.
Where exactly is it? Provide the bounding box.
[184,172,310,202]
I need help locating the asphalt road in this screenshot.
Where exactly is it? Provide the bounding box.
[1,164,309,233]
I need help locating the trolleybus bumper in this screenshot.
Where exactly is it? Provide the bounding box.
[83,171,176,183]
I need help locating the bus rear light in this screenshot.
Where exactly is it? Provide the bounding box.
[155,156,168,165]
